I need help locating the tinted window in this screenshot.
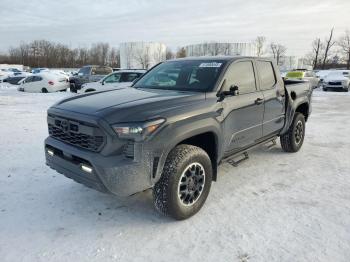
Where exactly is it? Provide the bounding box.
[25,76,34,83]
[121,73,141,82]
[223,61,256,94]
[93,67,112,75]
[134,60,226,92]
[257,61,276,90]
[32,76,42,82]
[78,67,91,75]
[104,73,121,83]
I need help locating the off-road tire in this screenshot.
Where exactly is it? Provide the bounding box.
[153,144,212,220]
[280,112,305,153]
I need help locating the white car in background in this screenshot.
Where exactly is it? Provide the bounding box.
[0,68,29,82]
[18,73,69,93]
[322,71,350,92]
[78,69,146,93]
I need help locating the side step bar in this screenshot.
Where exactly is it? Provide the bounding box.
[227,152,249,167]
[222,136,278,167]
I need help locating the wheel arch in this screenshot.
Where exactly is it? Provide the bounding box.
[153,122,222,184]
[295,102,309,121]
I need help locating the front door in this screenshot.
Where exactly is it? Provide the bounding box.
[221,60,264,155]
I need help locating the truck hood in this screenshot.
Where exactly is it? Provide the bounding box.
[52,87,205,122]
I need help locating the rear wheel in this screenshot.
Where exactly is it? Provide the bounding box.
[280,113,305,153]
[323,87,327,91]
[153,145,212,220]
[41,88,48,93]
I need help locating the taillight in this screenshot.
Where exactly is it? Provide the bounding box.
[48,81,54,85]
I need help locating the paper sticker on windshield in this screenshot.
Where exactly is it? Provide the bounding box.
[199,62,222,68]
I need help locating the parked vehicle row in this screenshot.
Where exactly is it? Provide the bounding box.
[18,73,69,93]
[78,69,146,93]
[284,70,319,89]
[283,69,350,92]
[69,65,113,92]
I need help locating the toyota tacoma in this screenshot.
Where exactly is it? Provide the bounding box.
[45,57,312,220]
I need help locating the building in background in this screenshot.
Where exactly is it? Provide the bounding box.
[277,56,313,71]
[120,42,166,69]
[184,42,257,57]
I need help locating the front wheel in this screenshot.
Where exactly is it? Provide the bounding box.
[280,113,305,153]
[153,145,212,220]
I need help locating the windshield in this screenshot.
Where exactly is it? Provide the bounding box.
[134,60,227,92]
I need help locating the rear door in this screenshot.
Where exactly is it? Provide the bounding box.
[256,60,285,137]
[221,60,264,154]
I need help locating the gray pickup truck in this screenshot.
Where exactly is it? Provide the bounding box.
[69,65,113,93]
[45,57,312,220]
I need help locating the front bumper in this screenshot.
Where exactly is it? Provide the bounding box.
[45,136,154,196]
[323,84,347,90]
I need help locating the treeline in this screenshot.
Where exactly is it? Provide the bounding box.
[306,28,350,70]
[0,40,120,68]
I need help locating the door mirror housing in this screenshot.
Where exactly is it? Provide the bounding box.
[217,85,239,101]
[229,85,239,96]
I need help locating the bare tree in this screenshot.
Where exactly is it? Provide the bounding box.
[220,43,231,56]
[338,30,350,69]
[153,44,165,63]
[270,43,287,65]
[255,36,266,57]
[108,47,120,67]
[176,47,186,58]
[311,38,322,69]
[166,48,174,60]
[321,28,335,69]
[210,42,221,56]
[134,45,150,69]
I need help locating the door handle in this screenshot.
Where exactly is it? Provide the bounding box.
[255,98,264,105]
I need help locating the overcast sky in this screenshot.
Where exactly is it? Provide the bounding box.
[1,0,350,56]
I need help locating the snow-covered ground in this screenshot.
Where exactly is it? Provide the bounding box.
[1,85,350,262]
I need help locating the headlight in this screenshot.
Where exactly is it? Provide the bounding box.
[112,118,165,141]
[342,80,348,86]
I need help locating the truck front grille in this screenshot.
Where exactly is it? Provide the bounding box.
[48,114,105,152]
[329,81,342,85]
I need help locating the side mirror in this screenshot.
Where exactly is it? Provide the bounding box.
[229,85,239,96]
[217,85,239,101]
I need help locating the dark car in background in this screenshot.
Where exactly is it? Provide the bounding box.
[69,65,113,93]
[2,76,26,85]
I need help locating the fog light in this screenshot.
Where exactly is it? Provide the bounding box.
[47,149,54,156]
[81,164,93,173]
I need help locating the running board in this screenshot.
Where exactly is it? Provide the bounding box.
[222,136,278,167]
[227,152,249,167]
[265,138,277,149]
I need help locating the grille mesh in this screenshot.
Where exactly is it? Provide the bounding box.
[48,116,104,152]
